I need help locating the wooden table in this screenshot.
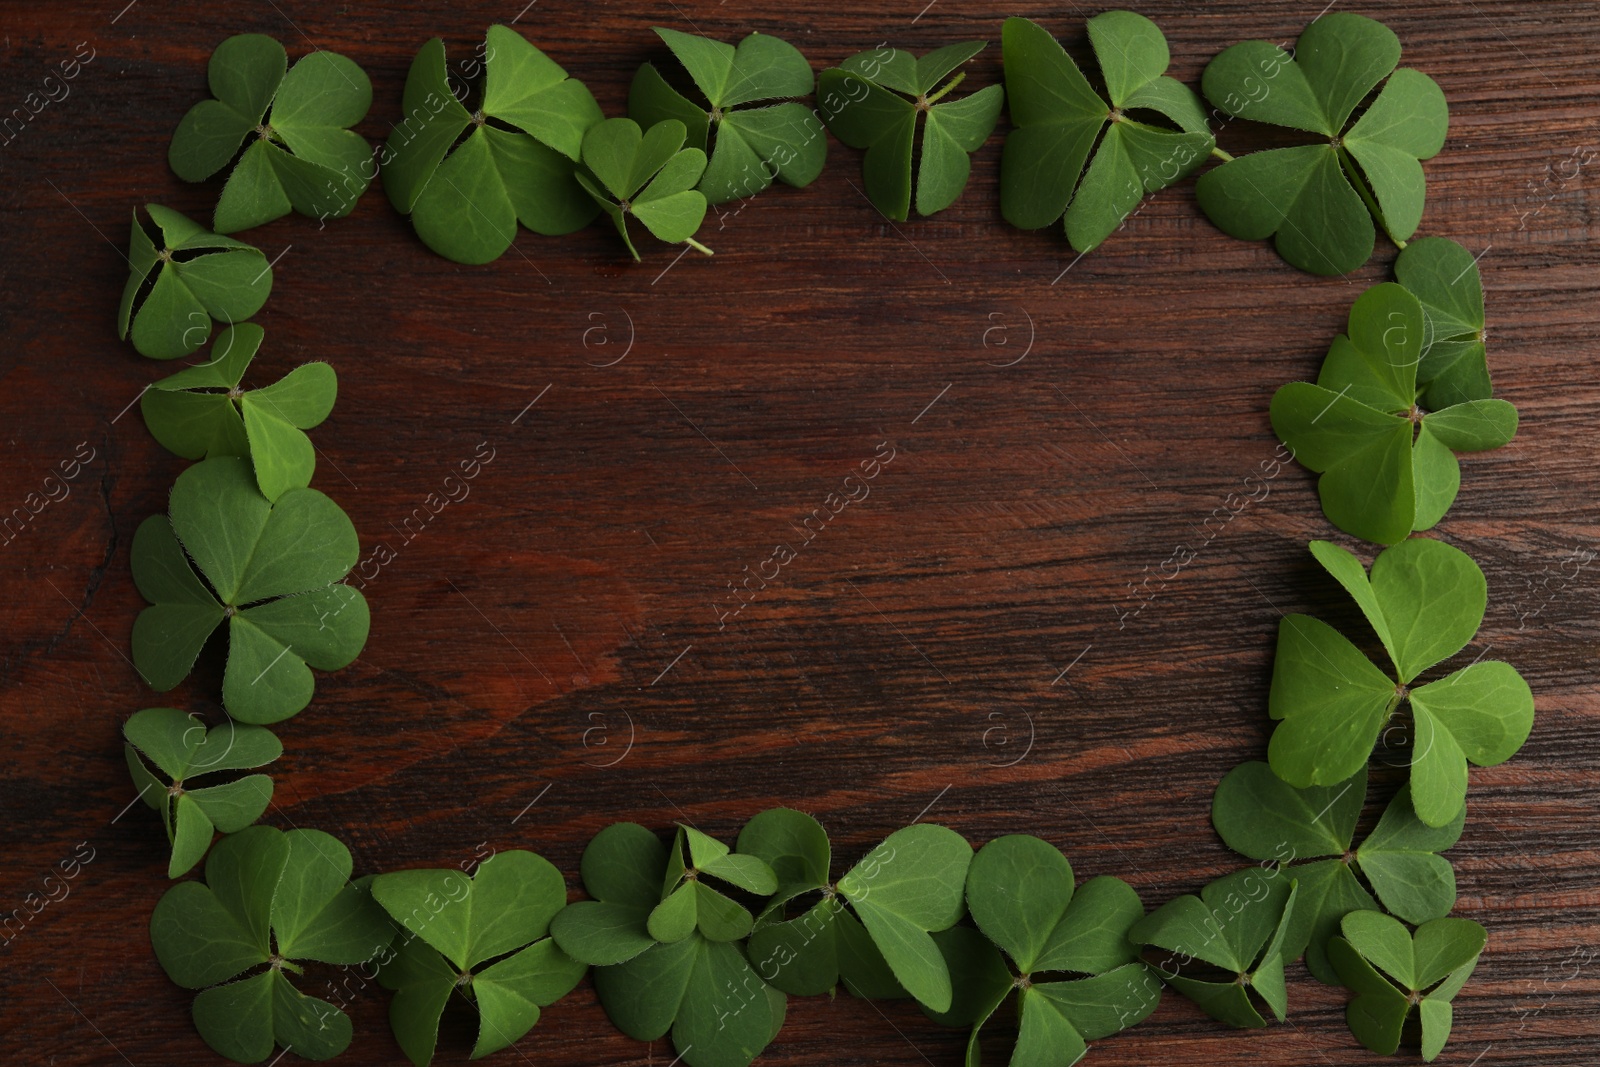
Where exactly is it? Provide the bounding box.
[1,1,1595,1063]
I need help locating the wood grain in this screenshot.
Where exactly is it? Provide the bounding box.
[1,1,1597,1064]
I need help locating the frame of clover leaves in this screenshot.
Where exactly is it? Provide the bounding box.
[107,11,1530,1067]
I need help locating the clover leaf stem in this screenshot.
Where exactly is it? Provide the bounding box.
[1210,146,1236,163]
[922,72,966,107]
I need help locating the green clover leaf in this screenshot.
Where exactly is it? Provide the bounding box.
[737,808,906,1000]
[921,834,1159,1066]
[1395,236,1493,409]
[1271,282,1517,544]
[130,455,369,724]
[817,42,1003,220]
[382,25,603,264]
[1129,867,1300,1029]
[648,824,778,944]
[1211,761,1465,982]
[555,821,784,1067]
[123,706,280,879]
[140,323,337,502]
[1267,539,1534,826]
[576,117,712,260]
[628,28,825,204]
[149,825,393,1063]
[1197,12,1448,274]
[117,204,274,360]
[169,34,374,234]
[1001,14,1214,253]
[1329,911,1485,1060]
[371,851,585,1066]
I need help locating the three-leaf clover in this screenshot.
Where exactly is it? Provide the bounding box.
[1212,761,1464,983]
[169,34,374,234]
[1271,282,1518,544]
[130,455,369,724]
[817,42,1003,220]
[629,28,825,204]
[149,825,393,1063]
[371,851,586,1066]
[553,822,785,1067]
[1395,236,1493,409]
[117,204,274,360]
[1267,538,1534,826]
[1329,910,1485,1061]
[1197,12,1449,274]
[1129,867,1300,1028]
[1001,14,1214,253]
[382,25,602,264]
[576,117,713,260]
[140,323,337,502]
[649,824,778,943]
[924,834,1160,1066]
[736,808,907,1000]
[124,706,280,878]
[741,811,973,1012]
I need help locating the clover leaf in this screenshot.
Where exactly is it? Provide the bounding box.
[1271,282,1517,544]
[1198,12,1448,274]
[628,28,825,204]
[1001,14,1214,253]
[1129,868,1300,1028]
[141,323,337,502]
[1395,236,1493,409]
[1267,538,1534,826]
[648,824,778,943]
[371,851,585,1066]
[737,808,906,999]
[150,825,392,1063]
[817,42,1003,220]
[169,34,374,234]
[1329,911,1485,1060]
[117,204,274,360]
[576,117,712,260]
[741,812,972,1012]
[554,822,784,1067]
[130,455,369,724]
[382,25,602,264]
[124,706,280,879]
[1212,761,1464,982]
[921,835,1159,1066]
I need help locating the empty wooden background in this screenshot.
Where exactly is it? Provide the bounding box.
[1,1,1596,1063]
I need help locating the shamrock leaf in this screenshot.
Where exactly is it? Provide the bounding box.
[1329,911,1485,1060]
[922,834,1159,1066]
[372,851,585,1066]
[738,808,906,999]
[150,825,393,1063]
[1395,237,1493,409]
[1211,761,1464,982]
[130,455,369,724]
[382,25,602,264]
[169,34,374,234]
[817,42,1003,220]
[648,824,778,944]
[124,707,280,879]
[559,821,784,1067]
[1001,14,1214,252]
[1129,867,1299,1028]
[141,323,337,502]
[628,28,826,204]
[1271,282,1517,544]
[576,117,712,260]
[550,821,667,966]
[1267,538,1534,825]
[117,204,274,360]
[1198,12,1448,274]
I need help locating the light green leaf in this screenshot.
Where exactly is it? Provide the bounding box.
[1266,613,1396,788]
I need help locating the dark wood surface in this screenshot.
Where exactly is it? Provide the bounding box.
[2,1,1597,1063]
